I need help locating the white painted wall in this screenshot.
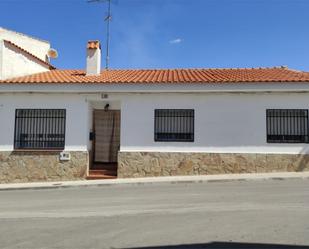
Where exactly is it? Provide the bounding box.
[1,41,50,80]
[86,48,101,75]
[0,27,51,80]
[120,92,309,154]
[2,91,309,154]
[0,27,50,61]
[0,94,89,151]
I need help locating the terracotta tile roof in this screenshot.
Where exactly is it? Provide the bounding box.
[87,40,101,49]
[3,40,55,70]
[2,67,309,84]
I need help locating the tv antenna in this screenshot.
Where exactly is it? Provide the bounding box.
[88,0,112,69]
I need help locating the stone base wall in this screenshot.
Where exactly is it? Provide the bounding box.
[0,151,88,183]
[118,152,309,178]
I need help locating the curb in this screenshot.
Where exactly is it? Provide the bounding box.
[0,172,309,191]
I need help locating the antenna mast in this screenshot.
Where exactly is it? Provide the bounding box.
[88,0,112,69]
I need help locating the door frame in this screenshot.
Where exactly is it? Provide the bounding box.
[91,109,121,168]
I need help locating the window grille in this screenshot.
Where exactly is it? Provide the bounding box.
[154,109,194,142]
[266,109,308,143]
[14,109,66,149]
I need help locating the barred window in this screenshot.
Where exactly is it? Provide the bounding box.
[266,109,308,143]
[14,109,66,149]
[154,109,194,142]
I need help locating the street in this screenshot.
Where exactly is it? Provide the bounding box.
[0,179,308,249]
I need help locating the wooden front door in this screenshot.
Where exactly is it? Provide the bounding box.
[94,110,120,163]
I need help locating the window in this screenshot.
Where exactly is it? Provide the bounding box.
[14,109,66,149]
[266,109,308,143]
[154,109,194,142]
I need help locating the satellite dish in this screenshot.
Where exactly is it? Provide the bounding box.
[47,48,58,59]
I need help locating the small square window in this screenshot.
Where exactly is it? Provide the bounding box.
[154,109,194,142]
[14,109,66,149]
[266,109,308,143]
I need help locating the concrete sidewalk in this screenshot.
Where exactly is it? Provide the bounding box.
[1,171,309,191]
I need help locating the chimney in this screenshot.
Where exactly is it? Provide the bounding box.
[86,40,101,75]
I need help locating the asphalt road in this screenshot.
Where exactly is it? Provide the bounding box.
[0,179,308,249]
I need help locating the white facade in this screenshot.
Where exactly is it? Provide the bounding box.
[0,94,89,152]
[0,27,51,80]
[1,88,309,155]
[120,92,309,154]
[0,27,50,60]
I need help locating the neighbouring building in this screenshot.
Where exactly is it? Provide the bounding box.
[1,27,309,183]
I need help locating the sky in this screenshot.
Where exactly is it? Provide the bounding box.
[0,0,309,71]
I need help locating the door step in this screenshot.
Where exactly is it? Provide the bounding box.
[87,169,117,180]
[86,175,116,180]
[88,169,117,176]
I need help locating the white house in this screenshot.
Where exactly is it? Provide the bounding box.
[1,28,309,183]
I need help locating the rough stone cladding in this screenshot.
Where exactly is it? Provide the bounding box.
[0,151,88,183]
[118,152,309,178]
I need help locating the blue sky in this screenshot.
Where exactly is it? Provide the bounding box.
[1,0,309,70]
